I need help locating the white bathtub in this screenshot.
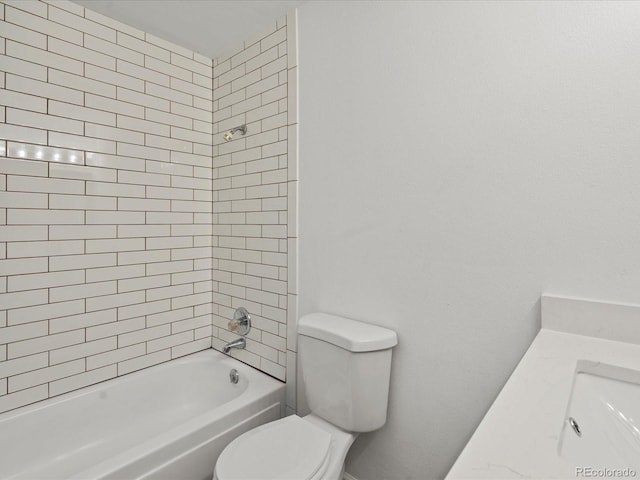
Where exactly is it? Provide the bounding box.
[0,349,286,480]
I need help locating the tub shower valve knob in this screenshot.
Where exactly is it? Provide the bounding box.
[228,307,251,335]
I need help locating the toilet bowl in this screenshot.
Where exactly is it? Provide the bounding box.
[213,313,397,480]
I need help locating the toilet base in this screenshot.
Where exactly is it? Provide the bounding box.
[302,414,358,480]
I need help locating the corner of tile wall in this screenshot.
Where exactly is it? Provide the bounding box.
[211,8,299,411]
[0,0,214,413]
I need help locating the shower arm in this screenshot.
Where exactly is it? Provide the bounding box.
[230,125,247,135]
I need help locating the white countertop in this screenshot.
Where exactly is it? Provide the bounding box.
[446,296,640,479]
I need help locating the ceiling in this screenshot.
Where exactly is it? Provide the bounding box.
[74,0,306,59]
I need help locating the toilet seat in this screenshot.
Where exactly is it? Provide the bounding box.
[215,415,332,480]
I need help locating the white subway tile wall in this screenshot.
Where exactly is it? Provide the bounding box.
[0,0,214,413]
[211,11,298,401]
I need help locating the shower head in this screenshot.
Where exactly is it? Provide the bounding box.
[223,125,247,142]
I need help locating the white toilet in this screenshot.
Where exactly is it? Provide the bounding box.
[213,312,398,480]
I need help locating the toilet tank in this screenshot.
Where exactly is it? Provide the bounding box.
[298,313,398,433]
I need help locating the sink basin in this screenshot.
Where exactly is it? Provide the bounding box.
[559,360,640,472]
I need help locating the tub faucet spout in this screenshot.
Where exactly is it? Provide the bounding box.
[223,337,246,354]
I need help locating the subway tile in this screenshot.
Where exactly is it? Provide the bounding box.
[86,290,145,312]
[146,159,192,177]
[0,225,48,242]
[145,108,193,130]
[86,316,145,342]
[49,37,115,70]
[0,289,48,310]
[0,352,48,379]
[49,280,117,303]
[0,19,46,48]
[117,31,169,61]
[194,72,213,89]
[6,40,83,75]
[86,64,144,93]
[49,364,117,397]
[146,306,192,328]
[118,86,168,111]
[147,331,192,353]
[50,337,117,366]
[117,142,169,162]
[85,34,144,66]
[8,270,85,292]
[86,94,144,118]
[49,309,117,334]
[49,100,116,126]
[52,164,116,183]
[0,90,46,114]
[5,5,82,44]
[146,236,191,251]
[49,225,116,241]
[145,134,192,153]
[8,329,84,359]
[0,191,47,209]
[6,108,83,135]
[0,385,47,414]
[117,224,169,238]
[118,349,170,376]
[2,53,47,82]
[4,0,47,17]
[85,264,144,283]
[146,259,193,276]
[0,321,48,345]
[118,249,169,265]
[171,52,211,77]
[49,132,116,155]
[146,212,192,224]
[146,283,192,302]
[0,257,48,275]
[118,197,170,212]
[172,176,211,191]
[146,82,192,106]
[262,56,288,79]
[48,5,116,42]
[118,273,169,293]
[172,291,210,309]
[117,114,170,136]
[9,359,85,393]
[6,74,83,108]
[86,238,144,253]
[118,59,169,87]
[86,123,144,145]
[7,208,84,225]
[86,210,144,226]
[170,76,211,100]
[171,102,212,122]
[86,181,145,199]
[8,299,84,326]
[119,324,169,348]
[7,239,83,259]
[146,186,193,200]
[173,269,210,285]
[172,337,211,358]
[8,176,82,198]
[87,343,145,370]
[0,123,47,145]
[7,143,84,166]
[118,298,169,321]
[85,153,143,173]
[50,253,116,271]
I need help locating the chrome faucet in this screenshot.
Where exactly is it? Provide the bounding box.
[223,337,246,354]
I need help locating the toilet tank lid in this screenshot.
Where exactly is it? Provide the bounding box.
[298,313,398,352]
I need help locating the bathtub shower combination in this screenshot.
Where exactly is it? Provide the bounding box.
[0,350,285,480]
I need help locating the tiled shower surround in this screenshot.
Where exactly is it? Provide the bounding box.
[211,15,298,389]
[0,0,298,414]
